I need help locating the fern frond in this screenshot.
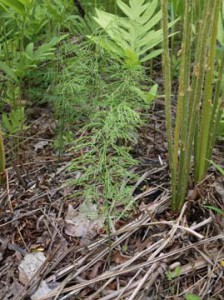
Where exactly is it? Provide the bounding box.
[90,0,178,66]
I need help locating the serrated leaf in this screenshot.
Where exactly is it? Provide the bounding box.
[90,0,177,66]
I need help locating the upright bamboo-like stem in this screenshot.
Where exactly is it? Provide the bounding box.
[162,0,220,212]
[176,0,215,210]
[172,0,192,211]
[195,0,221,182]
[0,125,6,185]
[161,0,174,199]
[207,52,224,163]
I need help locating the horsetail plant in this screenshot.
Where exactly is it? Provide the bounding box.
[162,0,224,211]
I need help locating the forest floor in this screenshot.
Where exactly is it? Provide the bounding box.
[0,100,224,300]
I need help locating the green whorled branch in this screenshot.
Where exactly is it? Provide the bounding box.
[0,125,6,185]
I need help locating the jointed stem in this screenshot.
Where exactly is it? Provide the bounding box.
[0,125,6,185]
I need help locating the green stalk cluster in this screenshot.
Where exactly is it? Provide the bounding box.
[162,0,224,211]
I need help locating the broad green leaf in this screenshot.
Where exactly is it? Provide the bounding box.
[49,34,68,46]
[147,84,158,103]
[117,0,133,19]
[140,48,163,62]
[130,84,158,104]
[138,30,163,52]
[0,61,18,82]
[25,42,34,58]
[129,0,149,20]
[18,0,32,5]
[0,0,25,14]
[139,0,158,24]
[2,107,28,135]
[94,9,116,31]
[139,11,162,35]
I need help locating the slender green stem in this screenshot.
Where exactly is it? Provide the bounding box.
[162,0,220,212]
[161,0,174,200]
[179,0,216,207]
[195,0,221,182]
[207,51,224,164]
[0,125,6,185]
[172,0,192,211]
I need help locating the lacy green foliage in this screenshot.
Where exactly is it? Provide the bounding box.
[68,102,141,216]
[54,42,151,217]
[90,0,177,67]
[53,42,150,145]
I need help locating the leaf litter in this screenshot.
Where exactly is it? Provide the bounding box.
[64,202,104,240]
[0,103,223,300]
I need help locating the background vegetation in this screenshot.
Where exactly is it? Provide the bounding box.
[0,0,224,216]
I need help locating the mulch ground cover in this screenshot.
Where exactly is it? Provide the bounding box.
[0,100,224,300]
